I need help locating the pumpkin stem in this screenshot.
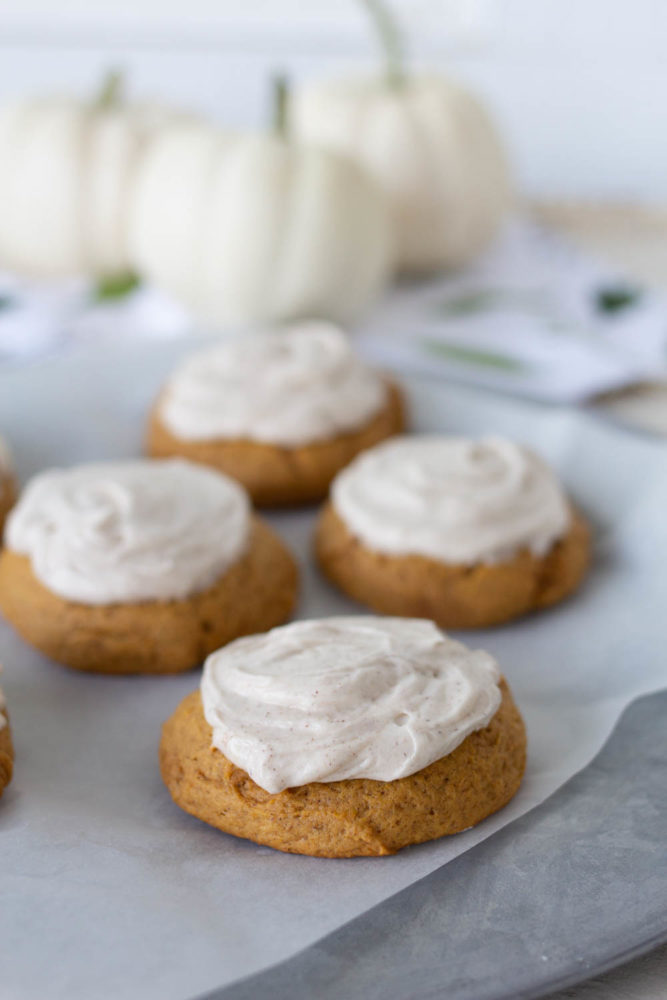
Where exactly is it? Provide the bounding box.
[272,73,289,137]
[94,69,124,110]
[94,271,141,302]
[359,0,406,89]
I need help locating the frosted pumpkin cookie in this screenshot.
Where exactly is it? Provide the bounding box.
[0,669,13,798]
[0,459,297,674]
[146,322,405,506]
[0,435,16,538]
[160,616,526,857]
[316,435,591,628]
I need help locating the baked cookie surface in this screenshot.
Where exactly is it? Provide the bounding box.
[160,680,525,857]
[145,324,406,506]
[147,380,405,507]
[160,616,525,857]
[0,459,298,673]
[0,516,297,674]
[319,434,591,627]
[316,501,591,629]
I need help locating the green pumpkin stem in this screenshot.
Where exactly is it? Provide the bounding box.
[360,0,406,88]
[94,271,141,302]
[94,69,124,110]
[272,73,289,137]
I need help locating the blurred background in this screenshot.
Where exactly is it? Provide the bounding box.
[1,0,666,203]
[0,0,666,432]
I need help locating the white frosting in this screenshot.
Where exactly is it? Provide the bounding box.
[332,434,571,565]
[201,616,501,794]
[159,322,387,446]
[6,459,250,604]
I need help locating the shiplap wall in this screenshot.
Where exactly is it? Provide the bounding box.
[0,0,665,203]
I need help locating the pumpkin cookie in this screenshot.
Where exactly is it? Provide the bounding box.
[146,323,406,506]
[160,617,526,857]
[316,435,591,628]
[0,435,16,538]
[0,460,297,674]
[0,671,13,798]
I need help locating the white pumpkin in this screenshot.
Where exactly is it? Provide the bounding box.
[128,122,393,327]
[290,5,511,274]
[0,74,187,279]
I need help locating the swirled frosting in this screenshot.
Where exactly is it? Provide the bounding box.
[158,322,387,446]
[332,434,571,565]
[5,459,250,604]
[201,616,501,793]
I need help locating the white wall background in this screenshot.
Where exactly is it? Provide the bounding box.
[0,0,665,204]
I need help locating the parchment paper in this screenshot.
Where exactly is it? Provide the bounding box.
[0,339,665,1000]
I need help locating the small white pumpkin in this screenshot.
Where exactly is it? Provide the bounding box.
[291,1,511,274]
[0,73,187,280]
[128,82,393,328]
